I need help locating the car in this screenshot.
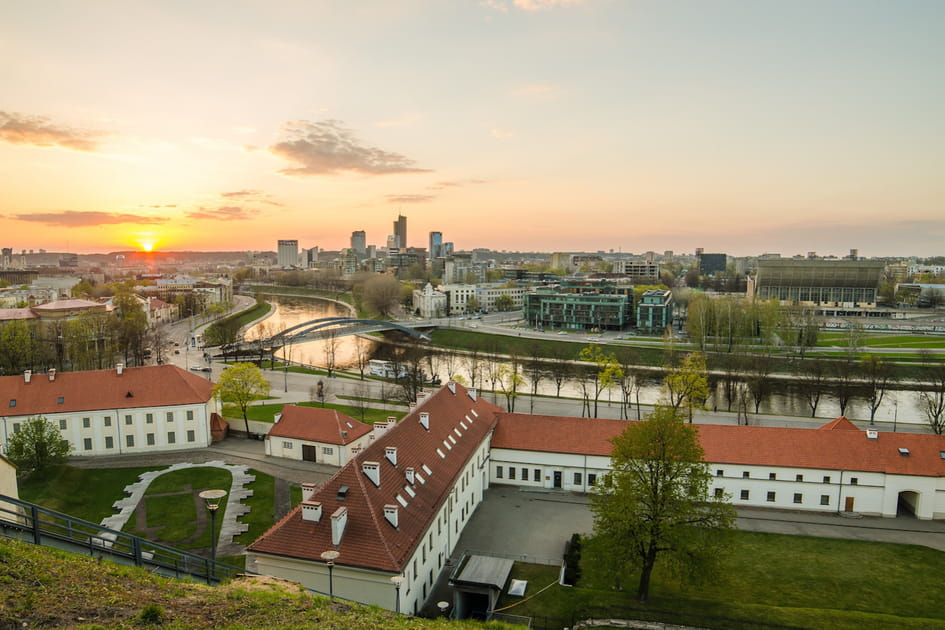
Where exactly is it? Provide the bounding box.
[199,366,212,372]
[558,331,568,335]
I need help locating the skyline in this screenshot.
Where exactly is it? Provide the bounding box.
[1,1,943,257]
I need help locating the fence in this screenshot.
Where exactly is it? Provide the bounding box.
[0,494,244,585]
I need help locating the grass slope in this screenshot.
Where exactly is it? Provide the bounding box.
[0,538,510,630]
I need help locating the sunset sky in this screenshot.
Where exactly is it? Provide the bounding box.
[2,1,943,257]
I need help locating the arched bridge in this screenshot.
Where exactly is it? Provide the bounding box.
[221,317,432,356]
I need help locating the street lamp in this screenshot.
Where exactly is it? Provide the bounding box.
[321,550,340,599]
[198,489,227,562]
[390,575,404,614]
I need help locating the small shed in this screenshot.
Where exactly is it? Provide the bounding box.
[448,553,514,620]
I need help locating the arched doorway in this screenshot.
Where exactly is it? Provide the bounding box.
[897,490,920,517]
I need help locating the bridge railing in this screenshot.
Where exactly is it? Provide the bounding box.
[0,494,244,584]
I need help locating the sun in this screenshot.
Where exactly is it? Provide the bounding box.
[140,240,155,252]
[133,232,161,253]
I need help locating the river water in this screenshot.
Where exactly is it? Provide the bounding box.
[247,296,928,426]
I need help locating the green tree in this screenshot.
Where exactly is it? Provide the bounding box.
[0,320,35,374]
[111,291,149,366]
[589,406,735,602]
[213,363,270,437]
[5,415,72,477]
[494,293,515,312]
[662,351,709,422]
[579,344,622,418]
[466,296,481,313]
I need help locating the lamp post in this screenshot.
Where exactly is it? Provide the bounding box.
[198,489,227,562]
[320,550,340,599]
[390,575,404,614]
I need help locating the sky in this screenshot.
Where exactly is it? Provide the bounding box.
[1,0,943,258]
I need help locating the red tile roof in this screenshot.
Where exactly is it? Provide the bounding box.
[0,308,36,321]
[492,413,945,477]
[248,384,502,573]
[30,299,102,311]
[267,405,371,445]
[1,365,215,415]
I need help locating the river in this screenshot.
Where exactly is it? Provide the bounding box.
[246,296,928,426]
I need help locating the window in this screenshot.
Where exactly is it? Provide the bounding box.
[496,466,503,479]
[147,433,155,446]
[104,436,114,449]
[850,477,858,486]
[796,474,804,482]
[125,415,133,425]
[766,491,776,502]
[166,412,174,422]
[820,495,830,506]
[509,467,516,480]
[533,469,541,482]
[126,435,134,447]
[167,432,176,444]
[588,473,597,486]
[186,410,194,421]
[59,439,69,449]
[104,416,112,427]
[793,493,803,504]
[57,396,64,405]
[83,438,92,450]
[823,475,831,484]
[716,469,724,477]
[8,399,14,407]
[12,423,20,434]
[573,472,582,486]
[83,417,90,429]
[521,467,528,481]
[742,471,750,478]
[146,413,153,424]
[714,488,724,498]
[283,441,293,449]
[187,430,195,442]
[740,490,749,500]
[322,447,333,455]
[59,419,67,430]
[768,473,777,480]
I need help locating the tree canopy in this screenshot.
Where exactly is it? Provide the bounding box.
[5,416,72,477]
[589,406,735,602]
[213,363,269,437]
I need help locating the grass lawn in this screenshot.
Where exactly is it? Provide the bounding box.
[18,464,161,524]
[817,332,945,349]
[123,467,233,551]
[495,532,945,629]
[223,400,406,425]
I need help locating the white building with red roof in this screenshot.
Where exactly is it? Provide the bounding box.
[490,413,945,520]
[265,405,373,467]
[0,364,219,457]
[248,383,501,615]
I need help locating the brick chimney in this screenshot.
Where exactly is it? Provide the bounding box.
[331,507,348,546]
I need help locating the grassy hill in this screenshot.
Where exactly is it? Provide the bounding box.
[0,538,508,630]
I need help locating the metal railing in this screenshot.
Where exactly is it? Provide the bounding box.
[0,494,245,585]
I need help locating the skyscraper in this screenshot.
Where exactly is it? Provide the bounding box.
[429,231,443,259]
[393,214,407,248]
[277,239,299,268]
[351,230,366,259]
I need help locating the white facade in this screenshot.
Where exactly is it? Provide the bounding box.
[0,454,17,500]
[265,431,371,467]
[412,283,447,318]
[277,239,299,268]
[439,284,477,315]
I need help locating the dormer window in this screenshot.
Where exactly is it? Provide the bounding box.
[9,399,15,407]
[57,396,64,404]
[898,448,910,456]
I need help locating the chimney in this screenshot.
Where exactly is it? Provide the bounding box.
[387,416,396,424]
[447,381,456,394]
[48,369,56,381]
[383,504,399,528]
[331,506,348,545]
[301,500,323,522]
[116,363,124,375]
[385,446,398,467]
[362,461,381,487]
[24,370,31,383]
[301,482,317,502]
[409,401,417,409]
[419,412,430,431]
[274,413,282,424]
[405,467,415,485]
[468,388,477,401]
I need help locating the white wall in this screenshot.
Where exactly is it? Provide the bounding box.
[265,433,372,467]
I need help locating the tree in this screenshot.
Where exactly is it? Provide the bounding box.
[361,275,402,317]
[589,406,735,602]
[466,296,481,314]
[494,294,515,312]
[5,415,72,477]
[579,344,622,418]
[832,355,858,417]
[745,351,775,413]
[662,352,709,422]
[322,326,340,377]
[213,363,269,437]
[862,354,894,424]
[353,336,370,380]
[795,357,828,418]
[498,362,524,411]
[111,291,149,366]
[917,353,945,434]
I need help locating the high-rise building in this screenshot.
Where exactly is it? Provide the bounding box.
[393,214,407,248]
[277,239,299,268]
[351,231,366,259]
[429,231,443,259]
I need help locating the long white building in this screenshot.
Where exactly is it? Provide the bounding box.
[0,365,219,457]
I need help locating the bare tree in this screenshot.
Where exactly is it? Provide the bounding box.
[464,347,481,389]
[361,274,402,317]
[440,347,459,381]
[524,352,545,413]
[833,355,858,417]
[862,354,894,424]
[918,352,945,434]
[547,344,573,397]
[745,352,775,413]
[795,357,828,417]
[322,326,340,377]
[353,335,370,380]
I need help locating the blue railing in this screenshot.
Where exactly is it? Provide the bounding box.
[0,494,245,585]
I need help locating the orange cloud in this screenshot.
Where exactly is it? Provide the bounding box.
[0,111,109,152]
